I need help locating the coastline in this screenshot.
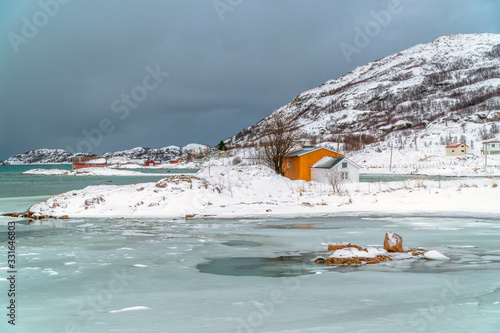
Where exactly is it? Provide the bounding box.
[16,165,500,220]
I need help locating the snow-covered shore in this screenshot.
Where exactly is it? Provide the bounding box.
[23,168,178,177]
[25,165,500,219]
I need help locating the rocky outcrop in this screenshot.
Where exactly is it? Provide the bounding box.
[384,232,403,252]
[323,255,392,266]
[316,233,427,266]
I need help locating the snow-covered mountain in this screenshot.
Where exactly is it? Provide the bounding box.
[3,144,208,165]
[2,149,95,165]
[102,144,208,165]
[229,33,500,148]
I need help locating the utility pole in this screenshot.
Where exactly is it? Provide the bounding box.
[485,142,488,169]
[389,143,393,172]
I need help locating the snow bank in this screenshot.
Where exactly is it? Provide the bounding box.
[23,168,174,177]
[25,165,500,219]
[424,250,450,260]
[350,138,500,177]
[330,247,388,259]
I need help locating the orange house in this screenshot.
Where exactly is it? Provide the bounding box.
[283,146,343,181]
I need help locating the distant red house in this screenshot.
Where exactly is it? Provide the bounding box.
[170,158,184,164]
[144,160,161,167]
[72,157,107,170]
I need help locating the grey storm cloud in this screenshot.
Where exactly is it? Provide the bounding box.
[0,0,499,159]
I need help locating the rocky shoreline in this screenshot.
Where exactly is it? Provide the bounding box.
[3,212,69,220]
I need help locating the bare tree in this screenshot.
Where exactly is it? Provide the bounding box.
[184,151,196,162]
[257,111,300,175]
[324,168,344,193]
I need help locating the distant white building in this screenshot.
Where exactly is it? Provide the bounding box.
[310,156,361,183]
[206,149,230,160]
[482,138,500,155]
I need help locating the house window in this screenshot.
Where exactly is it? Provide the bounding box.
[342,162,348,168]
[341,171,349,180]
[493,144,496,148]
[461,150,464,152]
[287,163,291,169]
[452,150,455,152]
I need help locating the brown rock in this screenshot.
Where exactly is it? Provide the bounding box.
[3,213,20,217]
[60,215,69,220]
[384,232,403,252]
[323,254,394,266]
[325,257,350,265]
[365,257,381,265]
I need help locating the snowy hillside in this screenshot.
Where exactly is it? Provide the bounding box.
[3,144,209,165]
[229,33,500,149]
[2,149,95,165]
[103,144,208,165]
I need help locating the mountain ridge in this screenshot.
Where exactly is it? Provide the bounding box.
[228,33,500,149]
[2,144,208,165]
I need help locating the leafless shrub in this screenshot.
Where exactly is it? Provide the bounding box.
[232,156,242,165]
[324,168,344,193]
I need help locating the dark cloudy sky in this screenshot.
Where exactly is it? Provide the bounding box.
[1,0,499,159]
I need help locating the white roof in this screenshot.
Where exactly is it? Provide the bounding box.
[311,156,361,169]
[483,138,500,143]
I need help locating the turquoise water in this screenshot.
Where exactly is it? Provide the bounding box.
[0,166,499,332]
[0,165,195,199]
[360,173,500,182]
[1,216,499,333]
